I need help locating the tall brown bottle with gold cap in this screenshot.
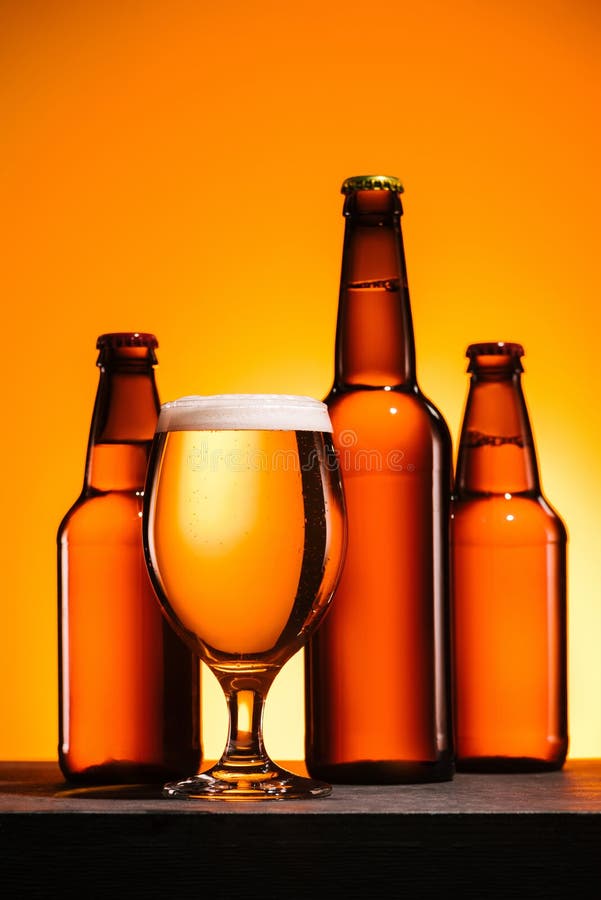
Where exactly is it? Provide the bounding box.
[451,341,568,771]
[305,176,454,783]
[58,333,201,783]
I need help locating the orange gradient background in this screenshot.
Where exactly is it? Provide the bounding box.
[1,0,600,763]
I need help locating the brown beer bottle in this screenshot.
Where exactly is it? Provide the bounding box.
[304,175,454,783]
[57,333,201,783]
[451,341,568,771]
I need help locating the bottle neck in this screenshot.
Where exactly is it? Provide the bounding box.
[84,350,160,493]
[334,190,417,389]
[456,371,540,496]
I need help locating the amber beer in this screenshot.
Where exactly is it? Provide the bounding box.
[57,333,201,783]
[451,342,568,771]
[305,176,454,783]
[145,400,345,671]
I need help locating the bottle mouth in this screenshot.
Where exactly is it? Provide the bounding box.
[466,341,524,358]
[466,342,525,373]
[96,332,158,349]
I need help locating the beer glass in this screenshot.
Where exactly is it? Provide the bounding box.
[142,394,346,800]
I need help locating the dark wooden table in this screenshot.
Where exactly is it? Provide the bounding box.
[2,759,601,898]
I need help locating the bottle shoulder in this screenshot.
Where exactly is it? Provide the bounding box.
[538,493,569,539]
[325,386,452,449]
[451,493,567,544]
[57,490,144,543]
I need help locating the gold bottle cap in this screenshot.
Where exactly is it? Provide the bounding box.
[341,174,404,194]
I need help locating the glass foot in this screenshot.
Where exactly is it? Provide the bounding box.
[163,761,332,801]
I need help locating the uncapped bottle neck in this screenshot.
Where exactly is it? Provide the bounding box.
[456,341,540,494]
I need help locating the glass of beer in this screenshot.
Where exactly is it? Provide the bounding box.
[142,393,347,800]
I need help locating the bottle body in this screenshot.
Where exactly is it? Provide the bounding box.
[451,342,568,772]
[58,335,201,783]
[304,176,454,782]
[305,389,453,781]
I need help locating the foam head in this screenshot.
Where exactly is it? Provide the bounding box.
[157,394,333,432]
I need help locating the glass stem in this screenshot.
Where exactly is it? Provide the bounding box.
[219,684,273,770]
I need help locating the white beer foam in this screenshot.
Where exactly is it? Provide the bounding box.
[158,394,333,433]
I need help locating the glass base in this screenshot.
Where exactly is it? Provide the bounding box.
[163,761,332,801]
